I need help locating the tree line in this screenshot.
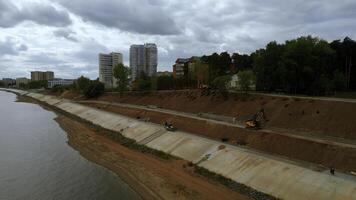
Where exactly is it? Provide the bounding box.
[252,36,355,95]
[128,36,356,96]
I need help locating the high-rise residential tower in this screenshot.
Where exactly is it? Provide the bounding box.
[99,52,123,88]
[129,43,157,80]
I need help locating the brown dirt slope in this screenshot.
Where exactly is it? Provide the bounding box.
[92,90,356,140]
[83,102,356,173]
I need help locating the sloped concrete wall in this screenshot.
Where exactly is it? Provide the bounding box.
[0,88,28,96]
[146,132,221,163]
[199,146,356,200]
[3,89,355,200]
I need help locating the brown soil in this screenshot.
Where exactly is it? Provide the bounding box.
[42,90,84,100]
[55,114,250,200]
[82,102,356,173]
[83,90,356,140]
[52,90,356,172]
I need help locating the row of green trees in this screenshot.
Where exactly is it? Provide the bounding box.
[186,36,355,95]
[111,63,212,92]
[47,76,105,98]
[13,80,48,89]
[110,54,256,94]
[252,36,354,95]
[110,65,255,97]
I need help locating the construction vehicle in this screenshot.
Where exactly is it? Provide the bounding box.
[164,122,176,132]
[245,109,268,130]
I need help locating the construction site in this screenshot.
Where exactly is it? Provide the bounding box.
[57,89,356,172]
[6,88,356,199]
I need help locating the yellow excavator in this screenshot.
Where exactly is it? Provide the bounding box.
[245,109,268,130]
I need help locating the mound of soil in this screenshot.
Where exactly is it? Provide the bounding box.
[83,102,356,173]
[96,90,356,140]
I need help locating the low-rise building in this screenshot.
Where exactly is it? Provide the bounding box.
[173,58,190,78]
[173,57,201,78]
[47,78,74,88]
[2,78,16,87]
[187,56,201,72]
[16,77,29,88]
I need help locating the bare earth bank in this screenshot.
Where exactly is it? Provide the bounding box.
[55,114,249,200]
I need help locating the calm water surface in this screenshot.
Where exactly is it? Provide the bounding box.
[0,91,141,200]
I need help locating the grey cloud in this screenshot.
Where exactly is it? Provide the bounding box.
[53,29,79,42]
[170,0,356,51]
[74,40,109,63]
[52,64,98,79]
[24,53,62,65]
[2,0,356,79]
[0,0,71,28]
[56,0,180,35]
[0,38,28,56]
[18,44,28,51]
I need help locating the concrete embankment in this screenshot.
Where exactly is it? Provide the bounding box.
[3,89,356,200]
[79,100,356,173]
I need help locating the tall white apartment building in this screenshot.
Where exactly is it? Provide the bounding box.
[99,52,123,88]
[130,43,157,80]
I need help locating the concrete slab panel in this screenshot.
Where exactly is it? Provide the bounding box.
[121,123,162,142]
[199,147,356,200]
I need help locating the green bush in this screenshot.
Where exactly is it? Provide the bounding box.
[237,70,256,94]
[76,76,91,92]
[157,75,175,90]
[51,85,65,93]
[211,75,231,100]
[50,85,72,93]
[211,75,231,89]
[113,63,130,93]
[28,80,48,89]
[132,78,151,91]
[84,81,105,98]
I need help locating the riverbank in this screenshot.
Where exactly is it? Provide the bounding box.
[17,94,250,200]
[12,89,356,200]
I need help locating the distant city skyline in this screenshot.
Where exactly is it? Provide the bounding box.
[1,0,356,79]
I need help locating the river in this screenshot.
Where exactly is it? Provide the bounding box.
[0,91,141,200]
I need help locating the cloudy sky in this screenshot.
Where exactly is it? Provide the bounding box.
[1,0,356,79]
